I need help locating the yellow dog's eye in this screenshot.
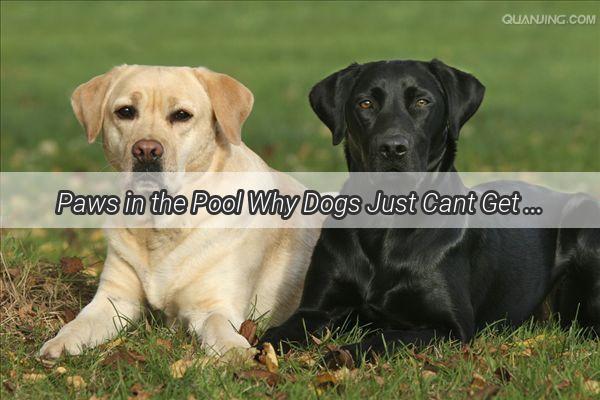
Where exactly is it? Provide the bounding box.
[115,106,137,120]
[358,100,373,109]
[415,99,430,107]
[170,109,193,123]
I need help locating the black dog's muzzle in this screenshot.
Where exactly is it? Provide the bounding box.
[375,135,409,160]
[369,134,413,172]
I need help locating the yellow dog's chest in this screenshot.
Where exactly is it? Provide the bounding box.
[108,228,256,318]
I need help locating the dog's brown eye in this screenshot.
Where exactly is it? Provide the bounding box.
[170,109,193,123]
[358,100,373,109]
[415,99,430,107]
[115,106,137,120]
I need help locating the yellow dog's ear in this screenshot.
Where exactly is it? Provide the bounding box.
[71,66,125,143]
[193,68,254,145]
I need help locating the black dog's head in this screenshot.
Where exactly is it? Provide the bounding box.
[309,59,485,172]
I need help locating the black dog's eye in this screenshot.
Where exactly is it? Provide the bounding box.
[358,99,373,109]
[115,106,137,120]
[415,99,430,108]
[170,109,193,123]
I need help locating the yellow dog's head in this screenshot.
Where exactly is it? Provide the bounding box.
[71,65,253,172]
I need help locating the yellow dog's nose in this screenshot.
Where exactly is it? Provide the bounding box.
[132,139,164,162]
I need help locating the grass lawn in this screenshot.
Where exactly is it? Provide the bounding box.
[2,230,600,399]
[1,1,598,172]
[1,1,599,399]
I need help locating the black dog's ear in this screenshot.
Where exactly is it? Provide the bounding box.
[428,59,485,140]
[309,63,361,145]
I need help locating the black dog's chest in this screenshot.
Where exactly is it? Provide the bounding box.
[349,230,452,329]
[364,271,440,330]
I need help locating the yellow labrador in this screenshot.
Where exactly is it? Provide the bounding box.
[39,65,318,358]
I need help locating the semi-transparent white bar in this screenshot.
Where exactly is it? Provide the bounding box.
[1,172,598,228]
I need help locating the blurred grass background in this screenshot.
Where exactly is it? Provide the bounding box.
[1,1,598,172]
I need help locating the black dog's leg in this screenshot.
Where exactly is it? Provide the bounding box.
[328,328,455,367]
[259,308,345,354]
[554,198,600,335]
[260,228,368,353]
[554,230,600,335]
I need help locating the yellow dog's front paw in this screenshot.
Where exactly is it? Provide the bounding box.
[202,332,251,357]
[39,333,86,359]
[218,347,258,366]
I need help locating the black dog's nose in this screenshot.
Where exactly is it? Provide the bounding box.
[132,139,164,163]
[378,136,408,158]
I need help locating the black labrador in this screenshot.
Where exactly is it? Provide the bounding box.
[259,59,600,363]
